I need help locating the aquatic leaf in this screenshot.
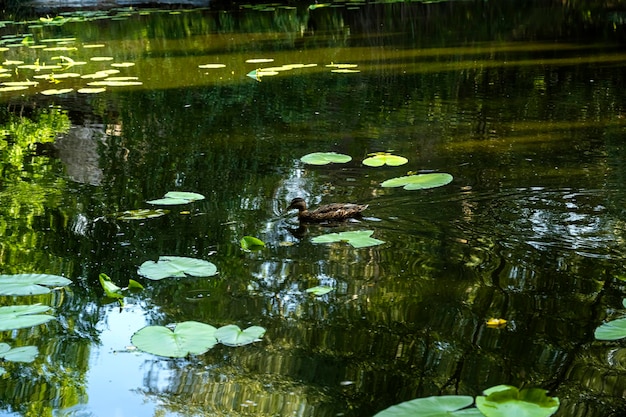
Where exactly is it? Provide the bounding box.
[128,279,144,290]
[332,69,360,73]
[476,385,559,417]
[326,63,358,69]
[300,152,352,165]
[78,87,106,94]
[306,285,333,296]
[0,305,55,331]
[0,86,28,92]
[215,324,266,347]
[110,62,135,67]
[0,274,71,296]
[0,344,38,363]
[147,191,205,205]
[2,81,38,86]
[240,236,266,251]
[98,273,123,299]
[138,256,217,280]
[363,152,408,167]
[373,395,480,417]
[90,56,114,61]
[131,321,218,357]
[82,44,105,48]
[246,58,274,63]
[595,317,626,340]
[116,208,168,220]
[312,230,384,248]
[40,88,73,96]
[199,63,226,69]
[87,80,142,87]
[381,173,453,190]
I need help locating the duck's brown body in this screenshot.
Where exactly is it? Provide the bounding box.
[287,197,368,222]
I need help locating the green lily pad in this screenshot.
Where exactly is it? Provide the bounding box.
[0,305,55,331]
[0,274,71,296]
[595,317,626,340]
[373,395,480,417]
[475,385,559,417]
[363,152,408,167]
[115,208,169,220]
[147,191,205,205]
[241,236,266,251]
[0,343,38,363]
[131,321,218,357]
[381,173,453,190]
[138,256,218,280]
[305,285,334,296]
[300,152,352,165]
[215,324,266,347]
[40,88,73,96]
[311,230,384,248]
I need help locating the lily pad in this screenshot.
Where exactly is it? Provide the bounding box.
[475,385,559,417]
[381,173,453,190]
[147,191,205,205]
[215,324,266,347]
[0,343,38,363]
[115,208,168,220]
[595,317,626,340]
[40,88,73,96]
[363,152,408,167]
[241,236,266,251]
[300,152,352,165]
[311,230,384,248]
[131,321,218,357]
[373,395,480,417]
[305,285,333,296]
[199,63,226,69]
[0,274,71,296]
[138,256,218,280]
[0,305,55,331]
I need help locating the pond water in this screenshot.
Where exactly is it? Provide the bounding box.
[1,1,626,416]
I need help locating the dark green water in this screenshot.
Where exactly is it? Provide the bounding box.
[1,1,626,416]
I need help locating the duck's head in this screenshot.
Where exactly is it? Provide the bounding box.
[287,197,307,212]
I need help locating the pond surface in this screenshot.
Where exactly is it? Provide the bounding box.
[1,1,626,416]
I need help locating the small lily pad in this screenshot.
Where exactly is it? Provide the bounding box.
[131,321,218,357]
[147,191,205,205]
[215,324,266,347]
[300,152,352,165]
[138,256,218,280]
[311,230,384,248]
[381,173,453,190]
[305,285,333,296]
[40,88,73,96]
[363,152,408,167]
[0,274,71,296]
[595,317,626,340]
[241,236,266,251]
[0,305,55,331]
[199,63,226,69]
[373,395,480,417]
[475,385,559,417]
[116,208,169,220]
[0,343,38,363]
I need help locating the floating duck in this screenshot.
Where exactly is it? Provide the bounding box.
[286,197,368,222]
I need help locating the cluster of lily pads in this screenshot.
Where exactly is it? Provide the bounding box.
[0,33,141,95]
[375,385,560,417]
